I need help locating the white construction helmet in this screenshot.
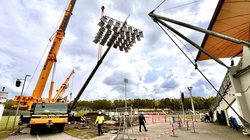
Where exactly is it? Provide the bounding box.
[98,112,102,115]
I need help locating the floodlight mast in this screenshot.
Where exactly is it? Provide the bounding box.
[70,16,143,110]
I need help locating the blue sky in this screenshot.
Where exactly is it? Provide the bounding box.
[0,0,233,101]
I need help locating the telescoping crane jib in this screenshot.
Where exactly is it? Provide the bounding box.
[53,69,75,103]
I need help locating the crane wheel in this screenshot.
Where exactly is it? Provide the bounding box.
[30,125,38,135]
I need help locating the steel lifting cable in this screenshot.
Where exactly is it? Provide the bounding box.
[155,0,201,13]
[69,72,74,102]
[155,21,250,127]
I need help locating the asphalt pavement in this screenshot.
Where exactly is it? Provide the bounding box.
[91,121,250,140]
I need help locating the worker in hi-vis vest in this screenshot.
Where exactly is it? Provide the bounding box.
[95,112,105,135]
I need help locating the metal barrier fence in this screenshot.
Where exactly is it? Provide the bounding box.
[136,116,196,140]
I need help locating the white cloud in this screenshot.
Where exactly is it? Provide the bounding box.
[0,0,226,102]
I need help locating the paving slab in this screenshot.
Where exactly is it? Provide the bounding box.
[92,121,250,140]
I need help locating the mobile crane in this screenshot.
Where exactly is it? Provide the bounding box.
[14,0,76,109]
[52,69,75,103]
[13,0,77,135]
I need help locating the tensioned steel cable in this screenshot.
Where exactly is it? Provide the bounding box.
[155,0,201,13]
[157,21,250,127]
[151,0,250,128]
[155,21,245,121]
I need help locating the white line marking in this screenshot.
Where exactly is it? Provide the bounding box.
[37,134,41,140]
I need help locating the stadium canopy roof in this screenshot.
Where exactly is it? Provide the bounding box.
[196,0,250,61]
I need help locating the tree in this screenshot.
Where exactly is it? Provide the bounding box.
[4,99,13,109]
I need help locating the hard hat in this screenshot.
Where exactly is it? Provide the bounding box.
[98,112,102,114]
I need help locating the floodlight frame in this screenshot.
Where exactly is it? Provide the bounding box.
[93,15,143,53]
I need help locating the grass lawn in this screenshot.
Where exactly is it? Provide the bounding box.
[0,116,20,139]
[0,116,19,130]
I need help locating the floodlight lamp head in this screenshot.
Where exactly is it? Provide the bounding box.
[113,42,118,48]
[136,35,141,41]
[93,38,99,44]
[139,31,143,38]
[118,37,123,44]
[126,32,130,37]
[107,41,113,47]
[100,16,107,22]
[119,46,123,51]
[134,29,138,35]
[99,27,105,33]
[128,27,132,33]
[132,38,136,43]
[100,40,106,46]
[110,34,118,40]
[107,39,115,47]
[98,20,105,27]
[102,35,109,42]
[95,34,102,40]
[106,30,112,35]
[112,26,118,33]
[114,22,121,28]
[124,47,128,53]
[108,19,114,26]
[122,26,127,32]
[187,87,192,91]
[106,24,112,29]
[120,31,125,37]
[131,33,136,38]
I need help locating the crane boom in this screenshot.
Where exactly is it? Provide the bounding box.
[32,0,76,99]
[53,69,75,102]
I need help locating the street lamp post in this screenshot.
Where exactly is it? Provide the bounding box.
[123,78,128,137]
[180,91,185,121]
[12,74,30,131]
[187,87,196,122]
[124,78,128,114]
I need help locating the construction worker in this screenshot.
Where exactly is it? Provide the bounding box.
[95,112,105,135]
[139,113,147,132]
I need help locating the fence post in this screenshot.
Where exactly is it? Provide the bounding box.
[178,117,181,128]
[5,115,10,129]
[171,123,175,137]
[192,120,196,133]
